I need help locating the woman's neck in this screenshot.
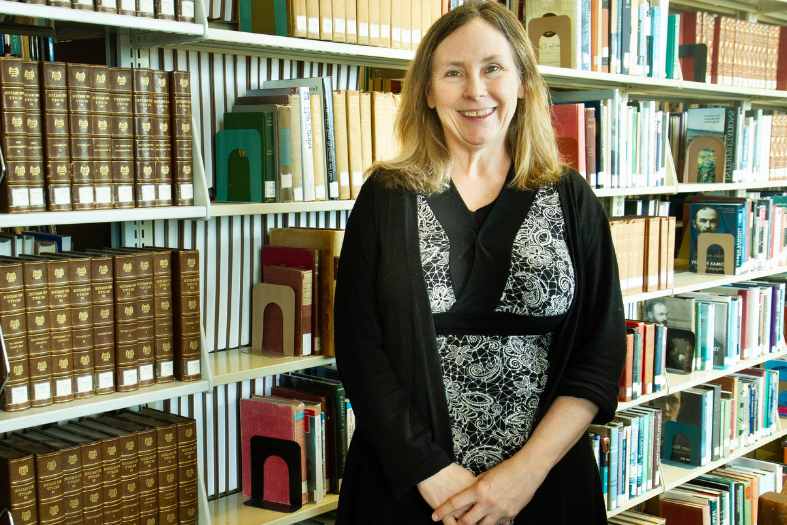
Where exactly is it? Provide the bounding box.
[450,156,511,212]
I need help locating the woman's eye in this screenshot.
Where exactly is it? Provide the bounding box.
[486,64,500,73]
[446,70,460,77]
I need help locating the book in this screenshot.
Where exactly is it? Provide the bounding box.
[262,265,313,356]
[332,91,351,200]
[0,443,36,525]
[240,396,308,505]
[276,105,298,203]
[551,103,587,178]
[688,202,746,275]
[223,111,278,203]
[269,228,344,356]
[172,249,202,381]
[261,245,321,354]
[238,0,288,35]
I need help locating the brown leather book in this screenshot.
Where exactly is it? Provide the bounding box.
[0,58,30,214]
[20,430,84,525]
[170,71,194,206]
[109,67,135,210]
[140,408,199,524]
[38,425,104,525]
[90,65,113,210]
[98,415,159,525]
[1,434,64,525]
[172,249,201,381]
[115,410,178,525]
[21,61,44,213]
[0,441,37,525]
[67,63,96,211]
[0,259,30,411]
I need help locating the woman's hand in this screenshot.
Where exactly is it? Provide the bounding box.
[429,455,542,525]
[418,463,478,524]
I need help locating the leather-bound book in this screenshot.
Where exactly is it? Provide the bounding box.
[0,259,30,411]
[0,57,31,213]
[1,434,64,525]
[115,410,178,525]
[20,430,83,525]
[67,63,96,211]
[39,425,104,525]
[139,408,198,524]
[91,65,113,210]
[98,415,158,525]
[262,264,313,356]
[132,70,157,209]
[170,71,194,206]
[21,61,44,212]
[76,419,140,525]
[172,249,201,381]
[59,422,122,525]
[0,442,37,525]
[109,67,135,209]
[40,61,72,211]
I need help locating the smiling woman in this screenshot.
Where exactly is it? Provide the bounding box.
[333,2,627,525]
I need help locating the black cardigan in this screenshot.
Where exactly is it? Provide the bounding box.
[333,169,627,524]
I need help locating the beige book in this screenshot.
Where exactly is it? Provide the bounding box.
[389,0,399,49]
[306,0,320,38]
[369,0,380,46]
[320,0,333,40]
[357,0,369,45]
[359,91,373,178]
[371,91,386,161]
[345,0,357,43]
[287,95,305,201]
[290,0,308,37]
[276,105,296,202]
[346,91,364,198]
[399,0,410,50]
[332,91,352,200]
[411,0,422,49]
[332,0,346,42]
[310,94,327,200]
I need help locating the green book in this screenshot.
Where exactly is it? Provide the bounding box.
[224,111,278,203]
[238,0,288,36]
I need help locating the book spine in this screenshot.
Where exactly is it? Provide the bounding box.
[129,252,155,387]
[171,71,194,206]
[22,61,44,212]
[172,249,202,381]
[132,69,157,208]
[113,253,139,393]
[41,61,73,211]
[0,262,31,411]
[109,67,135,209]
[0,58,31,213]
[89,65,113,210]
[262,111,277,203]
[68,63,96,211]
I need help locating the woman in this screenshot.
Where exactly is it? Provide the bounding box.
[333,2,627,524]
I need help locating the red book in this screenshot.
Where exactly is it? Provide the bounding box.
[619,330,634,401]
[659,498,711,525]
[625,320,645,398]
[240,396,308,505]
[262,265,313,356]
[262,245,320,354]
[584,107,597,186]
[550,103,586,177]
[679,11,702,82]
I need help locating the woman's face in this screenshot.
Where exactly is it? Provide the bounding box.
[426,18,524,159]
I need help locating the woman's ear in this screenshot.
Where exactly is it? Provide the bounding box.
[426,84,435,109]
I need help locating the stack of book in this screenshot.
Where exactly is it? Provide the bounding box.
[0,407,199,525]
[241,365,353,503]
[0,247,203,412]
[619,318,669,401]
[0,58,195,214]
[609,215,676,297]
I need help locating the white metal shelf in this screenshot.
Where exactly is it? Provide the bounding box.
[212,347,335,386]
[210,493,339,525]
[676,180,787,193]
[0,205,208,228]
[662,417,787,489]
[672,264,787,295]
[0,0,205,35]
[0,379,210,434]
[618,391,667,412]
[607,486,664,518]
[208,200,355,218]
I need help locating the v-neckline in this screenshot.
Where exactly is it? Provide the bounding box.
[425,173,539,312]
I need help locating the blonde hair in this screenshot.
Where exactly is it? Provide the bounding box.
[375,0,564,194]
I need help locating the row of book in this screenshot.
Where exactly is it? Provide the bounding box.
[619,319,668,402]
[610,215,676,297]
[0,58,195,214]
[15,0,196,22]
[0,246,203,412]
[240,366,354,504]
[685,195,787,276]
[657,456,785,524]
[0,229,72,256]
[218,77,401,203]
[674,107,787,185]
[550,90,672,190]
[240,0,444,51]
[643,280,785,375]
[0,35,55,62]
[0,407,198,525]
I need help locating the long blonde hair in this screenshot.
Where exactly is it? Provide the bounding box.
[375,0,564,194]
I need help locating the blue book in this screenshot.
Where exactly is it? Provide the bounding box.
[653,323,666,392]
[638,2,649,76]
[609,423,620,510]
[582,0,592,70]
[688,201,746,274]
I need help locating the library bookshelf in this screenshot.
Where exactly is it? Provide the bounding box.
[2,0,787,522]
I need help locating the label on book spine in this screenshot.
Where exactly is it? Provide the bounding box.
[315,184,325,200]
[360,22,369,37]
[11,384,28,404]
[186,359,200,376]
[56,378,72,396]
[160,361,174,377]
[53,187,71,204]
[265,181,276,199]
[330,181,339,197]
[76,374,93,392]
[123,369,138,386]
[297,16,307,31]
[322,17,332,33]
[11,187,29,206]
[96,186,112,204]
[381,24,389,38]
[181,0,194,17]
[281,173,293,189]
[140,364,154,381]
[371,23,380,38]
[309,18,319,33]
[34,381,50,401]
[335,18,345,34]
[98,371,114,389]
[340,171,349,187]
[118,185,134,203]
[180,183,193,200]
[29,187,44,206]
[161,0,175,14]
[158,184,172,201]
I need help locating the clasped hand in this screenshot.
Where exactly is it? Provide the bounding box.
[417,457,539,525]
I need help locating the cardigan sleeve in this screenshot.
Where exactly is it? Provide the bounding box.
[554,171,627,424]
[334,176,453,500]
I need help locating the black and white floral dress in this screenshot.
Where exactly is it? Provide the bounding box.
[419,179,576,477]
